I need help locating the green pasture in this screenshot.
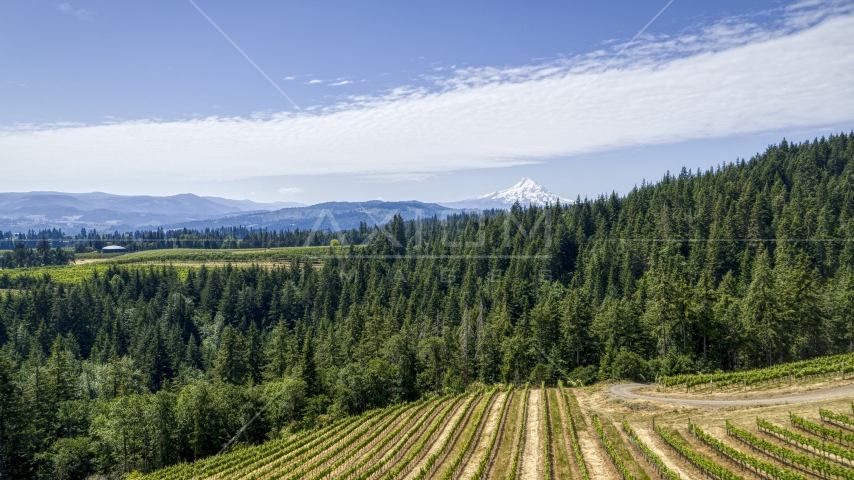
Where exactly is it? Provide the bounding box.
[0,245,355,284]
[109,245,351,264]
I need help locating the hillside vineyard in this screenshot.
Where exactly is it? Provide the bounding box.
[1,133,854,478]
[140,384,854,480]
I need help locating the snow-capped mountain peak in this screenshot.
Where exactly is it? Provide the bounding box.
[441,178,572,210]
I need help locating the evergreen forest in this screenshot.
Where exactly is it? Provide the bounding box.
[1,134,854,479]
[0,222,398,252]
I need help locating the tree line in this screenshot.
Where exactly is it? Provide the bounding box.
[0,133,853,478]
[0,238,75,269]
[0,224,395,252]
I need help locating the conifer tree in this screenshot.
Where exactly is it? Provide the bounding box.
[246,322,264,384]
[263,322,290,380]
[214,325,247,385]
[299,329,318,396]
[742,247,779,366]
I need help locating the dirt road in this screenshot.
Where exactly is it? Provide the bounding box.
[610,382,854,407]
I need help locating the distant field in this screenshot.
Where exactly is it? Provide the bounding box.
[0,262,196,284]
[73,251,126,259]
[0,246,353,283]
[105,246,351,264]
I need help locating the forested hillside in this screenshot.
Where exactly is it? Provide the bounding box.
[1,133,853,478]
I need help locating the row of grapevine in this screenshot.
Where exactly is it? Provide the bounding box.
[654,423,744,480]
[144,409,365,480]
[352,396,451,480]
[469,388,514,480]
[506,383,530,480]
[219,422,349,478]
[661,352,854,390]
[726,421,852,480]
[592,415,635,480]
[791,413,854,447]
[411,390,482,480]
[304,399,442,480]
[622,421,680,480]
[380,394,466,480]
[268,406,414,480]
[690,421,794,480]
[559,385,589,480]
[212,426,328,479]
[542,383,552,480]
[691,421,804,480]
[758,417,854,465]
[821,408,854,431]
[146,388,854,480]
[212,411,373,480]
[303,399,431,480]
[205,431,325,479]
[438,388,500,480]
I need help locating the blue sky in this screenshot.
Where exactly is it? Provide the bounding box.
[2,0,853,204]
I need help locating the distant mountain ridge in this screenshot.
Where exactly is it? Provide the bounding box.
[0,192,304,233]
[202,197,304,212]
[440,178,572,210]
[167,200,458,232]
[0,179,569,233]
[167,178,571,232]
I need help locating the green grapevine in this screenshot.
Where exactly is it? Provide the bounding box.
[411,390,482,480]
[654,423,744,480]
[379,394,466,480]
[820,408,854,431]
[560,385,589,480]
[791,412,854,447]
[758,417,854,465]
[661,352,854,391]
[542,383,552,480]
[506,383,530,480]
[349,395,453,480]
[693,421,803,480]
[727,421,849,480]
[287,400,428,480]
[255,402,408,480]
[622,420,680,480]
[469,386,513,480]
[437,388,499,480]
[592,415,635,480]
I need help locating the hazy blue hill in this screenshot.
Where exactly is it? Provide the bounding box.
[169,200,459,231]
[202,196,305,211]
[0,191,298,232]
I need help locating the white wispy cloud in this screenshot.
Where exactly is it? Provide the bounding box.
[360,173,440,182]
[307,79,323,84]
[330,80,353,86]
[2,2,853,187]
[283,76,295,80]
[58,3,94,21]
[277,187,303,195]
